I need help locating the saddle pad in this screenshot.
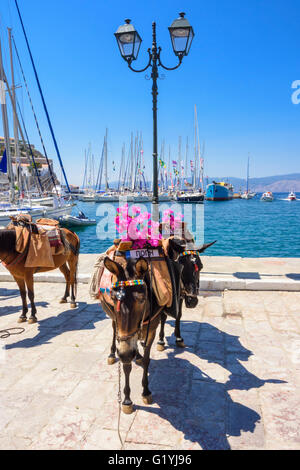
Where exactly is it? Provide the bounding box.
[36,218,59,227]
[150,259,173,308]
[89,245,116,300]
[25,231,55,268]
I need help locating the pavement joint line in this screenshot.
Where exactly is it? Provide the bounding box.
[0,272,299,292]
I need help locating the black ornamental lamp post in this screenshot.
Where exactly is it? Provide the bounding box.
[115,12,194,209]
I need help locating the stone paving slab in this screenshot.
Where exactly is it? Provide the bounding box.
[1,255,299,291]
[0,283,300,450]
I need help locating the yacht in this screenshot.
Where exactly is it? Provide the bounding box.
[176,190,204,203]
[288,191,297,201]
[261,191,274,202]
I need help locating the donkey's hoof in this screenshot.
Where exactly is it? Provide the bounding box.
[59,299,67,304]
[157,343,165,352]
[18,317,27,324]
[107,356,116,365]
[122,404,134,415]
[142,394,153,405]
[176,340,186,349]
[28,317,37,325]
[70,303,77,309]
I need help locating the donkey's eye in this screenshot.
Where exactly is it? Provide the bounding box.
[133,293,145,303]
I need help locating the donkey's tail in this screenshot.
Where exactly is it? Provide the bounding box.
[73,233,80,299]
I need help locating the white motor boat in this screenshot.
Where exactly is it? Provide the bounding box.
[261,191,274,202]
[176,191,205,203]
[288,191,297,201]
[59,211,96,227]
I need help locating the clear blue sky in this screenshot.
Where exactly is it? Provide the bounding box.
[0,0,299,186]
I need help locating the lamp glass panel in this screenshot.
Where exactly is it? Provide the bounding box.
[119,32,135,57]
[186,30,194,54]
[172,34,189,53]
[133,35,141,59]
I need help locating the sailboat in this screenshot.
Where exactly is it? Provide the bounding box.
[177,105,204,203]
[0,13,74,224]
[241,155,256,199]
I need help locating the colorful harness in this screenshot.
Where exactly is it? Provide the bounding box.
[112,279,145,289]
[99,279,145,294]
[180,250,199,257]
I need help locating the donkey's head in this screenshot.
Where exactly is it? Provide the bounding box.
[169,239,217,308]
[104,256,148,363]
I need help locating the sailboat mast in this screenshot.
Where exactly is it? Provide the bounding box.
[246,154,250,193]
[194,105,197,190]
[8,28,21,193]
[185,137,189,186]
[0,34,15,202]
[105,129,108,192]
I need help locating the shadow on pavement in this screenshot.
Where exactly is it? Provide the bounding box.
[0,301,49,317]
[135,321,285,450]
[286,273,300,281]
[0,287,20,301]
[5,302,106,350]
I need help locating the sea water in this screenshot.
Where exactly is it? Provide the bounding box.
[71,193,300,258]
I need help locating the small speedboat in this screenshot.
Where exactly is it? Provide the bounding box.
[59,211,97,227]
[261,191,274,202]
[288,191,297,201]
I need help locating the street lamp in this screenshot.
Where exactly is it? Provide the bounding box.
[115,12,194,208]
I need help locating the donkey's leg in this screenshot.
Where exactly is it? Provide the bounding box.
[24,270,37,324]
[122,362,134,414]
[142,329,156,404]
[157,311,167,351]
[135,346,144,366]
[108,320,117,365]
[14,276,28,323]
[59,263,70,304]
[68,254,78,309]
[175,297,185,348]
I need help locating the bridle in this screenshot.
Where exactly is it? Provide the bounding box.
[104,279,149,343]
[177,250,202,298]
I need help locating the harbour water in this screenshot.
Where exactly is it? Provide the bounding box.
[72,193,300,258]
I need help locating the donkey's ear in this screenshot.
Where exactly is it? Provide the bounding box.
[169,238,186,254]
[196,240,217,254]
[104,257,123,277]
[135,258,148,278]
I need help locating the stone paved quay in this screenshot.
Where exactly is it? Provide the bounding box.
[0,278,300,450]
[1,255,300,291]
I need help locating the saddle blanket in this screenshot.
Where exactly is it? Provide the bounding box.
[37,225,62,247]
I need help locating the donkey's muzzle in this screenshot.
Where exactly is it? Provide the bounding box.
[117,348,137,364]
[117,336,138,364]
[185,295,199,309]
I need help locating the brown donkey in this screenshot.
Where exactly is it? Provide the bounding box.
[0,228,80,324]
[100,256,165,414]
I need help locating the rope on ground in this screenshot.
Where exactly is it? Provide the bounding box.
[117,360,125,450]
[0,328,25,339]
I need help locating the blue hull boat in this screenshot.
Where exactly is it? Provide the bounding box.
[206,182,234,201]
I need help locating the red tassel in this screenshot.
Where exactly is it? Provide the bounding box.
[116,300,121,312]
